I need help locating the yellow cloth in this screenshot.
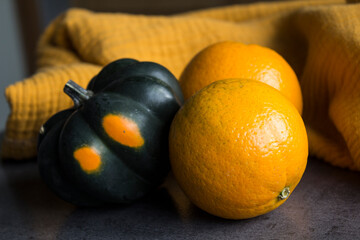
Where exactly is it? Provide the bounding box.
[3,0,360,171]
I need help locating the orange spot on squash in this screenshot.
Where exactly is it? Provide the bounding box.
[103,114,144,148]
[74,147,102,173]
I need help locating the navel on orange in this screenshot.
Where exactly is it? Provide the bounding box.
[169,79,308,219]
[179,41,303,114]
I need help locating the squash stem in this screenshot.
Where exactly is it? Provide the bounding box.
[64,80,94,107]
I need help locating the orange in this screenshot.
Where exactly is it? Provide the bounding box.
[179,41,303,114]
[169,79,308,219]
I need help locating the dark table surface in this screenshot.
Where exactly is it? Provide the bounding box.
[1,133,360,239]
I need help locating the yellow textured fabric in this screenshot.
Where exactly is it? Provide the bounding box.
[3,0,360,171]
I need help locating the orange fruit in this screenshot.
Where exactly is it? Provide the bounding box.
[179,41,303,114]
[169,79,308,219]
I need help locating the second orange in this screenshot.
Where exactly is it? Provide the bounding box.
[179,41,303,114]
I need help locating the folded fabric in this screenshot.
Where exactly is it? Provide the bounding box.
[3,0,360,172]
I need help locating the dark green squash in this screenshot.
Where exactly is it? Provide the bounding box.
[37,58,184,206]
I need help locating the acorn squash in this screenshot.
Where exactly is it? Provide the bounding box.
[37,58,183,206]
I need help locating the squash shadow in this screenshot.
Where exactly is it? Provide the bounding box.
[55,172,252,239]
[1,130,68,206]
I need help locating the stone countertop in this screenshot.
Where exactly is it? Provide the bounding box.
[1,151,360,239]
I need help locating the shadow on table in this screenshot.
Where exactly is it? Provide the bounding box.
[0,130,67,209]
[0,129,223,238]
[54,173,246,240]
[2,126,360,239]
